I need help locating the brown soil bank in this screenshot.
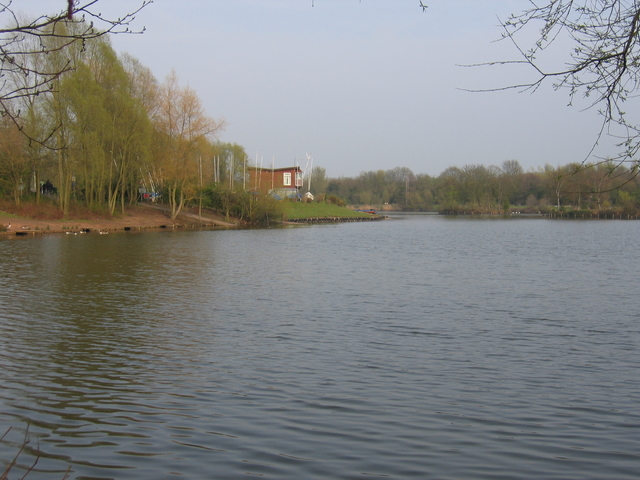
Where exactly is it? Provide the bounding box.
[0,203,237,236]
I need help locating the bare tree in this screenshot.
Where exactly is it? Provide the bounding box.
[507,3,637,153]
[0,0,150,124]
[416,1,640,194]
[466,2,640,171]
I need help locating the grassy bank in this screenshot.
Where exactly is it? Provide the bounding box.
[284,202,374,220]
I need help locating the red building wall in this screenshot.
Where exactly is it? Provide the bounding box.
[248,166,303,194]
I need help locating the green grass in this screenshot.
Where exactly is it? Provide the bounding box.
[284,202,373,220]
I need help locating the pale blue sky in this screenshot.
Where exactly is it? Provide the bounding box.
[20,1,613,177]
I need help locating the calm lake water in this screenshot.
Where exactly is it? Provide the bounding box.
[1,214,639,479]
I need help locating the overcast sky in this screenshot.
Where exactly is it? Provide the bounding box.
[21,0,616,177]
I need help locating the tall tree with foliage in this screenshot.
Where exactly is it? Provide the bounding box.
[0,117,29,205]
[60,38,152,214]
[310,166,328,197]
[154,72,225,220]
[0,1,150,132]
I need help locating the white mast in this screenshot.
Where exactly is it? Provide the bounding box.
[306,153,313,193]
[254,152,259,190]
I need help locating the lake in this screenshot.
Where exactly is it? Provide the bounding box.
[1,214,638,479]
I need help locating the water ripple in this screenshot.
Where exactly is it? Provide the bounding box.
[1,218,639,479]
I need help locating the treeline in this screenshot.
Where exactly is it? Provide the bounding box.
[0,19,249,220]
[326,161,640,213]
[2,20,639,221]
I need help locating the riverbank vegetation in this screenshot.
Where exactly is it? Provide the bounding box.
[0,14,251,222]
[0,13,338,227]
[2,7,640,225]
[325,161,640,215]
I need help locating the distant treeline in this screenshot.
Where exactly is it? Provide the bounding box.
[324,161,640,213]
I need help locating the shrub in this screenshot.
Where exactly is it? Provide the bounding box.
[249,195,286,225]
[326,195,345,207]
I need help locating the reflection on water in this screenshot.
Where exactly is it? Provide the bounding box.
[1,217,639,479]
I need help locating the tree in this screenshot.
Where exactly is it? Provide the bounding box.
[212,142,247,189]
[544,164,572,209]
[60,38,152,214]
[154,71,225,220]
[475,1,640,176]
[0,117,29,205]
[121,53,159,119]
[435,166,463,208]
[498,160,523,205]
[412,173,435,210]
[1,1,150,137]
[310,166,328,196]
[384,167,415,205]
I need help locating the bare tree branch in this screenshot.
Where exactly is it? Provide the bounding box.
[0,0,151,149]
[436,0,640,193]
[1,0,151,112]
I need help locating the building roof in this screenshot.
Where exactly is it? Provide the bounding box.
[247,166,302,173]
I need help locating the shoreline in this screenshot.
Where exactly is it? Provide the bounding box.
[0,204,237,237]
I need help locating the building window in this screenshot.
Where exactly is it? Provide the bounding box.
[295,172,303,187]
[283,172,291,186]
